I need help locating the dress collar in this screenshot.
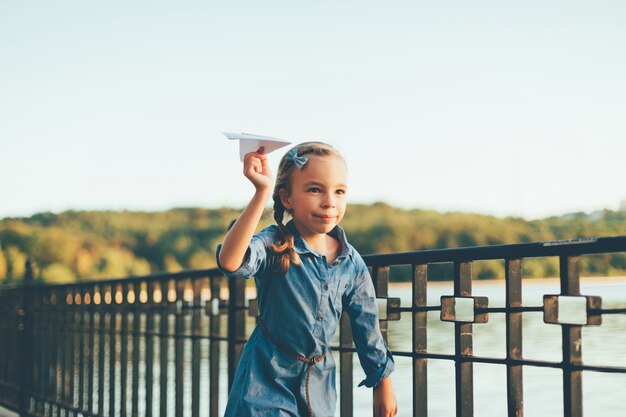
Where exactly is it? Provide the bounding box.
[286,220,352,260]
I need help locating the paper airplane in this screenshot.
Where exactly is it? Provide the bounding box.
[223,132,292,161]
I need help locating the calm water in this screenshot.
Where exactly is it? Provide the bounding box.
[86,278,626,417]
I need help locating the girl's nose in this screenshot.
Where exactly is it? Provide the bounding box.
[321,192,335,208]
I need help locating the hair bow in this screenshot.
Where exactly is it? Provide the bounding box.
[285,147,308,169]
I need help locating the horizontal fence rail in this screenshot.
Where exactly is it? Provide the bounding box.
[0,235,625,417]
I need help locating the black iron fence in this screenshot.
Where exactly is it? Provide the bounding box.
[1,236,625,417]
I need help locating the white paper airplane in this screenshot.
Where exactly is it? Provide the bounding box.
[223,132,292,161]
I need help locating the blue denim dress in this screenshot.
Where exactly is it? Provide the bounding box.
[216,220,395,417]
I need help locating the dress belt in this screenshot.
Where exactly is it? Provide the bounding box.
[258,319,327,417]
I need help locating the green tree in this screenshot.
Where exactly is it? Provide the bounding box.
[5,245,27,282]
[189,250,215,269]
[0,248,7,280]
[1,205,624,283]
[164,254,183,272]
[42,263,74,283]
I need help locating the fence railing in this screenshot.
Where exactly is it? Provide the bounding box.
[1,236,625,417]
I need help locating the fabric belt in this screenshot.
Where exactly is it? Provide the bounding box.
[258,319,327,417]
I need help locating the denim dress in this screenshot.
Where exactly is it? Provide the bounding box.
[216,220,395,417]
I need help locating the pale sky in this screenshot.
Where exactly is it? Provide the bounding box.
[2,1,625,220]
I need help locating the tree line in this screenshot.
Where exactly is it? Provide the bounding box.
[1,203,625,285]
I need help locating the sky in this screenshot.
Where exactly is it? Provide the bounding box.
[1,0,625,220]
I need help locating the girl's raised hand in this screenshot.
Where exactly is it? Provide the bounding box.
[243,147,273,193]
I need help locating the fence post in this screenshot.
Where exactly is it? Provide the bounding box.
[19,257,34,417]
[227,276,246,389]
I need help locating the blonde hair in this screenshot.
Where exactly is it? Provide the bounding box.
[270,142,344,275]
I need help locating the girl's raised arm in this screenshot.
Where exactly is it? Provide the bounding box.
[218,149,273,272]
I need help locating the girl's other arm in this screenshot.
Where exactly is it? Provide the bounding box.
[218,149,272,272]
[373,377,397,417]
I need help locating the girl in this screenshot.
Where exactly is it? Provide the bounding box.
[216,142,397,417]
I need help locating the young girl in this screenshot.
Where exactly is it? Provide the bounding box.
[216,142,397,417]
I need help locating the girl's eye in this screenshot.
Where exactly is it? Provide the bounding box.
[308,187,321,193]
[336,189,346,195]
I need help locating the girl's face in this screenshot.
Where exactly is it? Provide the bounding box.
[280,155,347,239]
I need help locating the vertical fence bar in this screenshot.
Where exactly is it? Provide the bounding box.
[561,256,583,417]
[4,291,13,408]
[39,290,49,415]
[209,277,221,417]
[191,279,202,417]
[47,292,53,416]
[120,283,129,417]
[413,264,428,417]
[53,290,61,417]
[372,266,390,340]
[227,276,246,389]
[3,292,9,406]
[44,291,52,415]
[339,311,353,417]
[19,258,34,417]
[45,292,53,415]
[159,279,169,417]
[51,290,59,417]
[15,300,20,410]
[506,259,524,417]
[109,285,117,417]
[175,278,186,417]
[454,261,473,417]
[33,290,43,415]
[67,291,76,416]
[3,293,9,404]
[60,290,69,415]
[145,282,156,417]
[74,293,81,415]
[97,286,105,416]
[7,291,13,407]
[61,293,67,414]
[0,293,6,404]
[78,293,85,413]
[45,293,53,416]
[0,295,4,403]
[372,266,390,415]
[87,287,95,416]
[131,283,141,417]
[76,291,83,413]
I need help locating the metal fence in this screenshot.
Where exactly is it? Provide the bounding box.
[1,236,625,417]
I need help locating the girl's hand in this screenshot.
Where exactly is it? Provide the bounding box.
[243,147,273,193]
[373,377,397,417]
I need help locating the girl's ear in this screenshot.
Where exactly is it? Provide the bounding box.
[279,189,292,210]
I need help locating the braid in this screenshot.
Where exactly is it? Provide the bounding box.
[269,193,300,275]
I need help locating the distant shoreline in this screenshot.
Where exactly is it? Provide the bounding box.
[389,275,626,288]
[240,276,626,298]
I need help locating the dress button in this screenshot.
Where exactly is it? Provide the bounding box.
[332,261,339,266]
[323,284,329,291]
[318,316,324,321]
[344,284,348,288]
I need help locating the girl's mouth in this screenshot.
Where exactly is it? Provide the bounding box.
[315,214,337,222]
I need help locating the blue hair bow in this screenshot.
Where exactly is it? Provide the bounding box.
[285,147,308,169]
